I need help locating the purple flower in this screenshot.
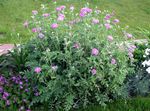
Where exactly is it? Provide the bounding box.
[42,13,50,17]
[19,81,23,85]
[51,23,59,29]
[26,109,31,111]
[38,33,45,39]
[23,21,29,28]
[91,48,99,56]
[32,10,38,15]
[111,58,116,64]
[34,67,42,73]
[57,14,65,21]
[73,43,80,49]
[113,19,120,23]
[34,92,39,96]
[91,68,97,75]
[92,18,99,24]
[107,35,113,41]
[3,92,9,97]
[105,23,111,30]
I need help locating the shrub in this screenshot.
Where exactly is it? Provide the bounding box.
[1,3,134,111]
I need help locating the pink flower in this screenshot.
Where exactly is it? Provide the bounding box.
[92,18,99,24]
[126,33,133,38]
[56,5,66,11]
[111,58,116,64]
[34,67,42,73]
[56,7,61,11]
[91,68,96,75]
[57,14,65,21]
[23,21,28,28]
[26,109,31,111]
[60,5,66,10]
[113,19,120,23]
[32,28,41,33]
[32,10,38,15]
[80,7,92,17]
[91,48,99,56]
[42,13,50,17]
[51,23,58,29]
[105,23,111,29]
[107,35,113,41]
[73,43,80,49]
[104,14,111,20]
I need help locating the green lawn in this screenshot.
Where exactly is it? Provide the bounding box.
[0,0,150,43]
[3,97,150,111]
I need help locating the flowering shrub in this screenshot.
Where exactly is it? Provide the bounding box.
[1,3,134,111]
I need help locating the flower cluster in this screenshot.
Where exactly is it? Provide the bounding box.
[142,48,150,73]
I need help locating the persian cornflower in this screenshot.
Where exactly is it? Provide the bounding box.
[51,23,59,29]
[57,14,65,21]
[107,35,113,41]
[126,33,133,38]
[105,23,111,29]
[38,33,45,39]
[6,100,10,106]
[42,13,50,17]
[91,48,99,56]
[73,43,80,49]
[23,21,28,28]
[92,18,99,24]
[32,28,37,33]
[34,67,42,73]
[104,14,111,20]
[56,5,66,11]
[80,7,92,17]
[91,68,97,75]
[111,58,116,64]
[32,10,38,15]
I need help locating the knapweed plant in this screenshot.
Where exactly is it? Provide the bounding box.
[1,3,134,111]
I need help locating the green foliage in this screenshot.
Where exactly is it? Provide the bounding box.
[124,42,150,97]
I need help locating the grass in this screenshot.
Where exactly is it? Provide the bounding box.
[2,97,150,111]
[0,0,150,43]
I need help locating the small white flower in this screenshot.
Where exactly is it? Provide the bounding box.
[145,48,150,55]
[146,67,150,73]
[143,55,146,58]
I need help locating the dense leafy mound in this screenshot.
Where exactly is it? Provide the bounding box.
[0,3,135,111]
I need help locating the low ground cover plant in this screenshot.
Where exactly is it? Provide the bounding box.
[0,3,136,111]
